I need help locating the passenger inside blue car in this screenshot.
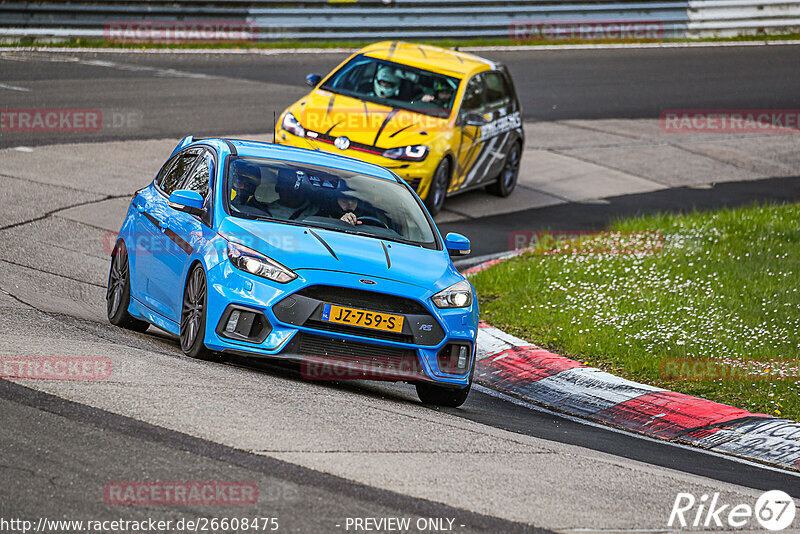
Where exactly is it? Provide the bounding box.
[263,167,319,221]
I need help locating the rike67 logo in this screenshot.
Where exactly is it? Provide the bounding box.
[669,490,796,530]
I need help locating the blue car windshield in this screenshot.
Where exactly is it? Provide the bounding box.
[226,157,437,248]
[320,55,460,118]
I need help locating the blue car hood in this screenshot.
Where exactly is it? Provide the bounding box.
[218,217,457,291]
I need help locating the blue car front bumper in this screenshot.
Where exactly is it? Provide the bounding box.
[202,263,479,387]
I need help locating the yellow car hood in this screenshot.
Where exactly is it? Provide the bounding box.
[296,90,448,149]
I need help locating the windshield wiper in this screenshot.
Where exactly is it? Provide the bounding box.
[351,231,424,248]
[236,215,429,248]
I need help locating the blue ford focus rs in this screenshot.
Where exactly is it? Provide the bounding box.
[107,137,478,406]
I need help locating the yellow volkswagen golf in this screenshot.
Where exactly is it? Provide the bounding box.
[276,42,524,215]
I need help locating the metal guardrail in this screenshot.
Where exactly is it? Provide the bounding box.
[0,1,798,41]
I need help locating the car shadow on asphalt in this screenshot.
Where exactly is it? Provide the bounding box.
[223,352,424,405]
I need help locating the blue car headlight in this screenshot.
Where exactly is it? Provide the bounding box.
[227,242,297,283]
[382,145,429,161]
[431,280,473,309]
[282,112,305,137]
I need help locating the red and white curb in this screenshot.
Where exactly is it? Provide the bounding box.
[469,282,800,472]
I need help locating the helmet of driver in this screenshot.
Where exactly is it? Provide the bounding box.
[374,66,401,99]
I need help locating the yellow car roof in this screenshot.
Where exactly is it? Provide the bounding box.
[360,41,494,78]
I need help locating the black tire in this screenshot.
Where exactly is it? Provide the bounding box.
[486,142,521,197]
[107,241,150,332]
[424,158,451,216]
[180,265,216,360]
[416,381,471,408]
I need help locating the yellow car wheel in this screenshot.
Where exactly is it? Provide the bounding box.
[424,158,451,216]
[487,142,521,198]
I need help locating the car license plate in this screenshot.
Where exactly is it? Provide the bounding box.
[321,304,404,333]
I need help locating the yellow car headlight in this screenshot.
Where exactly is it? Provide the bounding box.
[383,145,429,161]
[282,112,305,138]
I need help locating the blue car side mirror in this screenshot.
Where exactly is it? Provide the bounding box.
[444,232,470,256]
[168,189,205,216]
[305,73,322,87]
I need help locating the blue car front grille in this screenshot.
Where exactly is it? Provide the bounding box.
[304,319,414,344]
[294,285,429,315]
[273,285,445,346]
[295,332,416,360]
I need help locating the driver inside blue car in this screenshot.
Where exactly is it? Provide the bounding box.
[330,190,362,226]
[323,187,392,229]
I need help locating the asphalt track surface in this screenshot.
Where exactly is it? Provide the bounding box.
[1,46,800,531]
[2,44,800,146]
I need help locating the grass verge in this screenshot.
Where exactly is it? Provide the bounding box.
[2,34,800,50]
[470,202,800,421]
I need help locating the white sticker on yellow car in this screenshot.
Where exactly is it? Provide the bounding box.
[478,111,521,142]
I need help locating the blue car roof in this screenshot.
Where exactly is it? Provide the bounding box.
[190,138,401,183]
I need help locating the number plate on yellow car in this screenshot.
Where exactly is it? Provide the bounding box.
[321,304,404,333]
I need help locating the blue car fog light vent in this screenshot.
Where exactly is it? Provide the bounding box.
[437,342,472,376]
[225,310,241,333]
[216,305,271,344]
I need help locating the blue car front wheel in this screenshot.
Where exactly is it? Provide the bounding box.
[416,381,471,408]
[180,265,216,361]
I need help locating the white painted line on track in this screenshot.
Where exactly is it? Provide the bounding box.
[55,56,214,79]
[566,529,672,533]
[0,46,357,55]
[0,82,30,92]
[463,40,800,52]
[1,40,799,55]
[0,52,216,79]
[473,384,800,477]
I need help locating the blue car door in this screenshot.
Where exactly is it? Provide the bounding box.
[159,149,216,322]
[132,148,201,322]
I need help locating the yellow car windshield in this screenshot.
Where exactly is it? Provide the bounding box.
[320,55,460,119]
